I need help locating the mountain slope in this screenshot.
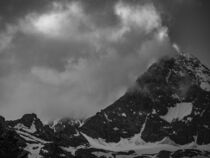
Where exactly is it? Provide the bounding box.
[0,53,210,158]
[81,53,210,148]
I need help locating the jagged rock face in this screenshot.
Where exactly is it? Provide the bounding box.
[1,114,87,157]
[48,118,82,135]
[6,113,56,141]
[81,54,210,145]
[0,53,210,158]
[47,118,87,147]
[39,143,74,158]
[0,116,5,135]
[7,113,44,133]
[0,116,27,158]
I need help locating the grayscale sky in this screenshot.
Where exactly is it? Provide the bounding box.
[0,0,209,121]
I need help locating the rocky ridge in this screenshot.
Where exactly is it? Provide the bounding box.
[0,53,210,158]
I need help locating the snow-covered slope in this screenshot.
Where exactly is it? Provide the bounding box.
[160,102,193,123]
[1,53,210,158]
[81,53,210,149]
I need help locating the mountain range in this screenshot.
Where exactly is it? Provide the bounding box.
[1,52,210,158]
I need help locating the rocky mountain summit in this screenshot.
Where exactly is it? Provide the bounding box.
[0,53,210,158]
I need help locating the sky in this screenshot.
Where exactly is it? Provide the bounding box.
[0,0,209,121]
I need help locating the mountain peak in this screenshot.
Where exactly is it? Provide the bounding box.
[175,52,201,66]
[21,113,38,120]
[136,53,210,95]
[19,113,40,128]
[6,113,44,134]
[1,53,210,158]
[81,53,210,147]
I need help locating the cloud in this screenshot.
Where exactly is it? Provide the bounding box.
[18,1,162,45]
[0,25,17,52]
[0,0,177,121]
[28,2,85,38]
[115,2,161,33]
[0,0,54,26]
[2,33,174,121]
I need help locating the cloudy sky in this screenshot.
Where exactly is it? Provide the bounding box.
[0,0,209,121]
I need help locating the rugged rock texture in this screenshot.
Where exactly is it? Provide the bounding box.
[0,116,27,158]
[81,53,210,145]
[0,53,210,158]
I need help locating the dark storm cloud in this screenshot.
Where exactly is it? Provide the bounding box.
[0,0,119,30]
[0,0,163,73]
[1,0,208,121]
[5,32,95,72]
[77,0,119,28]
[0,0,52,26]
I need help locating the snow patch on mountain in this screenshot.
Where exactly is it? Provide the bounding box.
[81,117,149,151]
[48,119,60,132]
[15,129,52,158]
[82,132,145,152]
[93,152,114,158]
[104,113,112,122]
[60,145,84,156]
[24,143,44,158]
[81,132,185,153]
[16,130,51,144]
[14,122,37,133]
[160,102,193,123]
[200,82,210,92]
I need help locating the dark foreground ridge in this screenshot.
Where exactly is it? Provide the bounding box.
[1,53,210,158]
